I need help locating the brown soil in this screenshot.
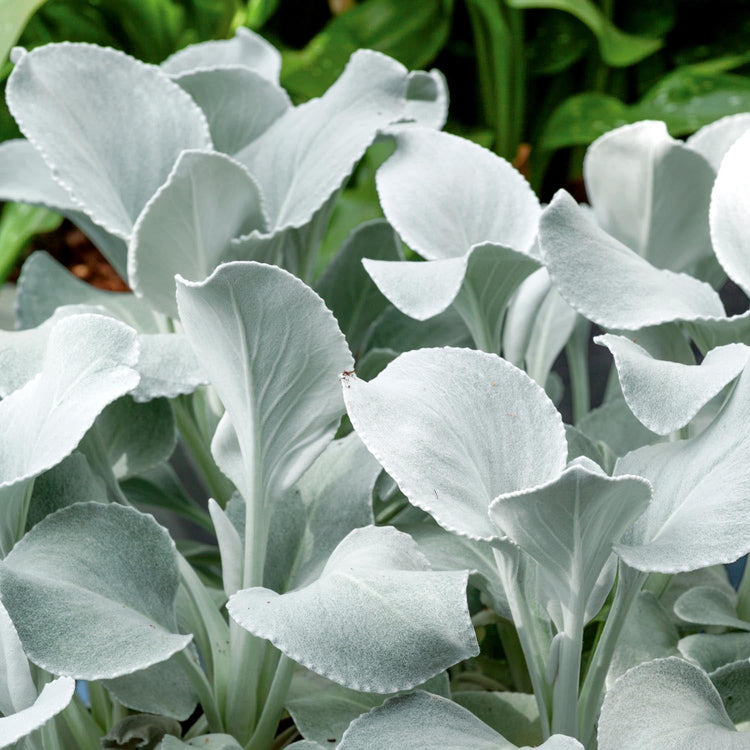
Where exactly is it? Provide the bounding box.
[10,219,129,291]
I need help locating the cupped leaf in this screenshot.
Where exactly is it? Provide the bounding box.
[364,243,539,351]
[234,50,434,234]
[285,669,449,748]
[489,459,651,626]
[228,525,478,692]
[160,27,281,81]
[583,121,717,273]
[102,714,181,750]
[176,261,352,506]
[539,191,725,330]
[596,334,748,434]
[173,67,290,156]
[614,362,750,572]
[686,112,750,171]
[129,150,267,317]
[376,127,540,260]
[0,314,140,488]
[674,586,750,632]
[7,43,211,241]
[0,676,75,750]
[338,691,583,749]
[15,252,158,332]
[679,632,750,673]
[343,347,567,540]
[403,70,449,130]
[0,503,191,679]
[598,657,749,749]
[0,299,203,403]
[315,219,402,358]
[710,129,750,296]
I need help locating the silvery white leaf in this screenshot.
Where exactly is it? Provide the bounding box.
[234,51,438,232]
[15,252,159,332]
[0,676,74,750]
[0,140,129,276]
[489,459,651,625]
[376,127,540,260]
[228,525,478,692]
[343,347,567,541]
[7,43,211,240]
[711,659,750,724]
[615,363,750,572]
[264,432,381,593]
[0,314,140,488]
[539,191,725,330]
[96,397,176,479]
[524,286,578,386]
[679,632,750,673]
[25,452,105,530]
[173,67,290,155]
[0,300,201,403]
[0,503,191,679]
[503,268,553,367]
[208,498,243,599]
[685,310,750,352]
[160,27,281,81]
[286,743,325,750]
[0,303,100,397]
[565,424,604,467]
[103,656,197,721]
[285,669,449,748]
[337,691,583,750]
[606,592,679,689]
[131,334,208,402]
[176,261,352,507]
[129,149,267,317]
[596,334,748,434]
[598,657,748,749]
[674,586,750,632]
[577,396,661,464]
[452,692,540,747]
[315,219,402,357]
[366,302,472,354]
[403,70,448,130]
[402,519,510,619]
[659,566,736,626]
[364,243,539,351]
[0,601,35,716]
[583,121,716,273]
[158,736,242,750]
[709,129,750,297]
[686,113,750,171]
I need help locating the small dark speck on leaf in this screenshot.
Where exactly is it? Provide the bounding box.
[434,489,439,499]
[327,740,336,744]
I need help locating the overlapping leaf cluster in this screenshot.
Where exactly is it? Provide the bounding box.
[0,26,750,750]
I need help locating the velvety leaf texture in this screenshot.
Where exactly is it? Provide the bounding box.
[228,526,478,693]
[343,347,567,540]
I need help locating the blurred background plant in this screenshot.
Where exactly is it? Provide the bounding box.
[1,0,749,287]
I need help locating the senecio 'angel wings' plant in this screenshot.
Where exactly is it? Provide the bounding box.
[1,25,750,750]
